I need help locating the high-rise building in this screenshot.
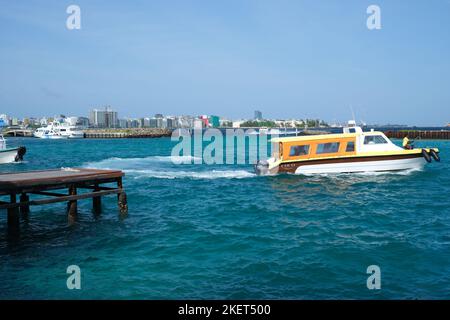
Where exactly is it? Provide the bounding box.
[254,110,263,120]
[166,118,174,129]
[118,119,127,128]
[149,118,158,128]
[89,106,118,128]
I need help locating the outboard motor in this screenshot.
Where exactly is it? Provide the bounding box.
[429,149,440,162]
[254,160,269,175]
[15,146,26,162]
[422,149,432,163]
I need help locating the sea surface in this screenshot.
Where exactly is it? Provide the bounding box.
[0,137,449,299]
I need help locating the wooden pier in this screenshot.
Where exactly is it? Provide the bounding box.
[0,168,127,228]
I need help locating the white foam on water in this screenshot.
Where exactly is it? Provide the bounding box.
[83,155,202,169]
[126,169,256,180]
[83,156,255,179]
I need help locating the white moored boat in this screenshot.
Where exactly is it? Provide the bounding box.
[255,121,440,175]
[34,121,84,139]
[0,134,26,164]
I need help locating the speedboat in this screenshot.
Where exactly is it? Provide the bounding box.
[34,122,84,139]
[0,134,26,164]
[255,121,440,175]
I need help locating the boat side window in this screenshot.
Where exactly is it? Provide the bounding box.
[345,141,355,152]
[364,135,387,144]
[316,142,340,154]
[289,145,310,157]
[348,128,356,133]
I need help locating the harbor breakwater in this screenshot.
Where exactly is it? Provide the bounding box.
[4,127,450,139]
[83,128,172,138]
[384,130,450,140]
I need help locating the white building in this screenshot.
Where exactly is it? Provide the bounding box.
[193,119,204,129]
[232,120,245,128]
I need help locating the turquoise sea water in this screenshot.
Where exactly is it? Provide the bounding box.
[0,137,449,299]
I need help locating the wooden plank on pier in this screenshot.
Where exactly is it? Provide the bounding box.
[0,168,124,194]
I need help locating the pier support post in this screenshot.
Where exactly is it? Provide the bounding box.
[19,193,30,219]
[117,178,128,214]
[93,185,102,215]
[118,192,128,214]
[67,185,77,224]
[7,194,20,227]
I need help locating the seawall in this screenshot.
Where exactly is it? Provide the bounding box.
[384,130,450,140]
[84,128,172,138]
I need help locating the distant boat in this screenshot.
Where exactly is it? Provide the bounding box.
[0,134,26,164]
[34,121,84,139]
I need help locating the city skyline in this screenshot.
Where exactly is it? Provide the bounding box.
[1,1,449,125]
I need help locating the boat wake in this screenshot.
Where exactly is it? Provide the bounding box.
[83,156,256,180]
[83,155,201,168]
[123,169,255,180]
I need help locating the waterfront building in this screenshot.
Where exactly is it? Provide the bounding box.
[89,106,118,128]
[76,117,90,127]
[149,118,158,128]
[132,119,140,128]
[166,117,175,129]
[209,115,220,128]
[232,120,245,128]
[193,118,204,129]
[176,115,195,128]
[254,110,263,120]
[199,115,209,127]
[118,119,127,128]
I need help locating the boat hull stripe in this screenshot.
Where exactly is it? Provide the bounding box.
[278,153,423,173]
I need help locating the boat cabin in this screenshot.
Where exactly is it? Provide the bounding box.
[271,124,401,163]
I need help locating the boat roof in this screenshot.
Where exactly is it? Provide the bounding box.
[270,131,381,143]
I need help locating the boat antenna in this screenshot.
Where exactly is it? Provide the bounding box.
[350,105,356,123]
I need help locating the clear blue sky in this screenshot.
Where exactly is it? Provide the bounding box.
[0,0,449,125]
